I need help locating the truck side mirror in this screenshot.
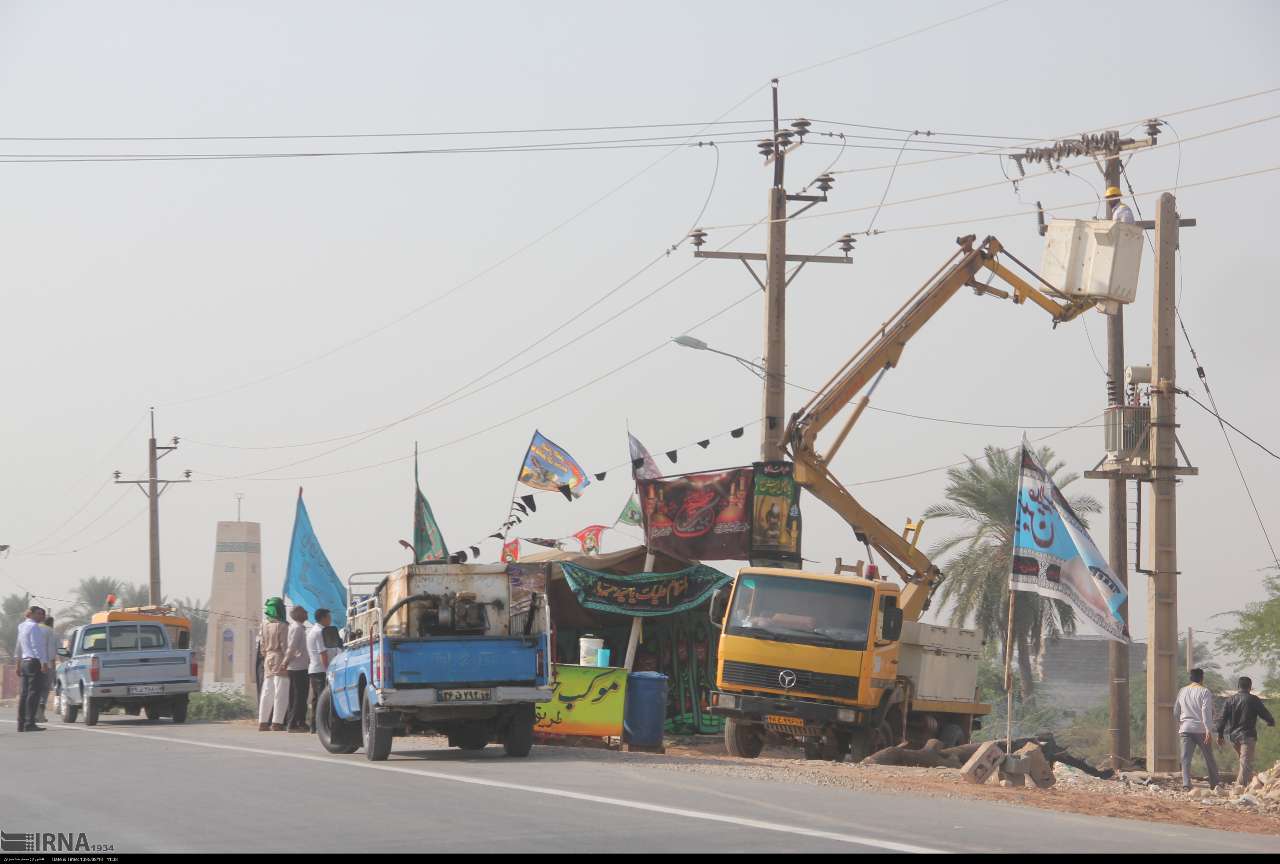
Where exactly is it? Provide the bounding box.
[882,607,903,642]
[57,646,71,658]
[708,588,729,628]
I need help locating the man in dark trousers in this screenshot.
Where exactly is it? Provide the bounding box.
[15,606,50,732]
[1216,676,1276,788]
[283,605,311,732]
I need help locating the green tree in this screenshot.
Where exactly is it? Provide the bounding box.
[923,444,1101,702]
[1216,566,1280,691]
[172,596,209,654]
[58,576,140,628]
[1,592,32,661]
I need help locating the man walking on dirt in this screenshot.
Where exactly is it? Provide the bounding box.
[1216,676,1275,788]
[1174,667,1220,791]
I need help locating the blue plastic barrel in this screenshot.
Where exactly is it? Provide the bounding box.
[623,671,668,747]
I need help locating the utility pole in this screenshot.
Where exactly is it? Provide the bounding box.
[1147,191,1182,773]
[115,408,191,605]
[1019,124,1159,770]
[687,80,854,465]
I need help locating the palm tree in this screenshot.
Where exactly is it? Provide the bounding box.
[58,576,127,628]
[172,596,209,654]
[922,444,1101,702]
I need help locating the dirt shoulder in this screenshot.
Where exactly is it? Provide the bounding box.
[565,736,1280,838]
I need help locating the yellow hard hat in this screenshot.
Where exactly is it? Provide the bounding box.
[1105,186,1123,198]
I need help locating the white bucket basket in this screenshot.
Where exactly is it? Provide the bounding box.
[1040,219,1143,306]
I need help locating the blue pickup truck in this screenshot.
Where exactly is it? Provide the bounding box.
[315,563,552,761]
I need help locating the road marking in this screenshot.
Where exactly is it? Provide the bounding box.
[35,723,946,853]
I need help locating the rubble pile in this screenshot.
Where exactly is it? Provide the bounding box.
[1055,760,1280,815]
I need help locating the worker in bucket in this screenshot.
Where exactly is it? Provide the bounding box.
[1106,186,1135,224]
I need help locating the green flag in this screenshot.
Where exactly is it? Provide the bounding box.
[414,444,448,562]
[617,494,643,527]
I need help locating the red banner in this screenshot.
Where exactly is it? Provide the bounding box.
[573,525,607,555]
[638,467,753,561]
[501,539,520,562]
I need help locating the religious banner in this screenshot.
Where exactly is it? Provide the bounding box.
[1010,445,1129,642]
[282,489,347,629]
[518,431,590,498]
[616,494,643,527]
[638,467,753,561]
[501,539,521,563]
[413,444,448,562]
[750,461,802,564]
[560,561,732,617]
[535,665,628,738]
[573,525,606,555]
[628,431,662,480]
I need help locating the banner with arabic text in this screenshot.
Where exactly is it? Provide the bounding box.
[638,467,753,561]
[1010,446,1129,642]
[560,561,732,617]
[535,665,628,738]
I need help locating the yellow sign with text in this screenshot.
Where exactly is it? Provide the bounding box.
[534,664,628,738]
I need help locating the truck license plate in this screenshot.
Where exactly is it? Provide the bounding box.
[767,714,804,728]
[129,685,164,696]
[439,688,491,703]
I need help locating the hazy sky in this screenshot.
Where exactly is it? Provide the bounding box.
[2,1,1277,668]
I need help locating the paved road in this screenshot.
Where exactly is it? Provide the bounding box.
[2,718,1274,854]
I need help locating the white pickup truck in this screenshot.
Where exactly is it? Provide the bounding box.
[55,608,201,725]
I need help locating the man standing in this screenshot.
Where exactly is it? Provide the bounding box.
[1216,676,1276,788]
[1174,667,1220,791]
[258,597,290,731]
[34,615,58,724]
[15,606,50,732]
[284,605,311,732]
[306,608,338,733]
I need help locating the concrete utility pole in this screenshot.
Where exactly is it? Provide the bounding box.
[115,408,191,605]
[1147,191,1182,773]
[1103,154,1132,770]
[688,80,854,466]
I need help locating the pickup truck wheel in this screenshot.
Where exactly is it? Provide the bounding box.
[171,695,189,724]
[61,692,79,724]
[361,694,393,762]
[142,703,161,722]
[317,687,359,755]
[724,718,764,759]
[503,710,534,758]
[84,696,100,727]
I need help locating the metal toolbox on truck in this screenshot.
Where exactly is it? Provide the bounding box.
[898,621,983,703]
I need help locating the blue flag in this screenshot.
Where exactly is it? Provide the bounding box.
[282,489,347,629]
[1010,446,1128,642]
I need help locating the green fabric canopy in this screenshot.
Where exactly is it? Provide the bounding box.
[559,561,731,618]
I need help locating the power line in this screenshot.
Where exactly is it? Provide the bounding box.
[1178,389,1280,463]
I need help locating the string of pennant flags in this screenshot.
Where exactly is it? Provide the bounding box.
[417,419,761,564]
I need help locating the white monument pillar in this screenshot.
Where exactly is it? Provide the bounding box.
[202,521,263,693]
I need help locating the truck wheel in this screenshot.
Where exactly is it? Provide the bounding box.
[938,722,966,748]
[125,705,142,717]
[61,692,79,724]
[724,718,764,759]
[317,687,359,755]
[361,693,393,762]
[847,728,873,763]
[142,703,162,722]
[503,711,534,758]
[84,696,100,727]
[171,695,189,724]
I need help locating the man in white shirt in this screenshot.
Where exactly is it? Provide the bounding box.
[15,606,51,732]
[306,608,339,733]
[1173,667,1220,791]
[1106,186,1135,224]
[283,605,311,732]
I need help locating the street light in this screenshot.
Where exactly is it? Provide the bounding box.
[671,335,766,375]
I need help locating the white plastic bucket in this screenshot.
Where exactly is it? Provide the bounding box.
[579,636,604,667]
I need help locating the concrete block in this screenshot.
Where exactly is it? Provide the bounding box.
[1016,742,1056,789]
[961,740,1005,785]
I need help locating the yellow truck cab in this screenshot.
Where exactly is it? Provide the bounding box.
[708,567,988,762]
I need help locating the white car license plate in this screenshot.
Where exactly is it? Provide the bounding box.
[438,688,491,703]
[129,685,164,696]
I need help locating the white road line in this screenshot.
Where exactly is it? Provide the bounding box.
[36,723,947,853]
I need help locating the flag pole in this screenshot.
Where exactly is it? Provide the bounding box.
[1004,587,1016,754]
[624,420,649,672]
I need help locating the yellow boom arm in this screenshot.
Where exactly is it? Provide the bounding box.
[785,234,1095,620]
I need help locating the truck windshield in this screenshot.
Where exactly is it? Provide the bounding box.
[725,574,873,650]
